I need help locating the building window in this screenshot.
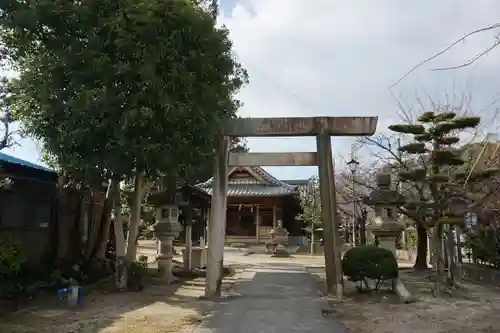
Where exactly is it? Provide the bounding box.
[261,214,273,227]
[29,202,52,229]
[259,208,275,227]
[1,191,26,228]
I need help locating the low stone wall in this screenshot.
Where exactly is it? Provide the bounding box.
[461,264,500,286]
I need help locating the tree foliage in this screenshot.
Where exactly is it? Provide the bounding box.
[390,112,498,225]
[296,175,322,228]
[465,225,500,268]
[296,171,373,245]
[1,0,248,182]
[0,77,15,151]
[0,0,248,284]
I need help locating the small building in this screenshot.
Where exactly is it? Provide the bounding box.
[0,152,58,263]
[0,152,110,265]
[196,166,306,244]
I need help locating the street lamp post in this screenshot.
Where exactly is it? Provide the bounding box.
[308,180,316,255]
[347,158,359,247]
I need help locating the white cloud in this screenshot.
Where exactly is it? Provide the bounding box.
[4,1,500,179]
[219,0,500,179]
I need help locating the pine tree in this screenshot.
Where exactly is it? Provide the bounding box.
[389,111,499,295]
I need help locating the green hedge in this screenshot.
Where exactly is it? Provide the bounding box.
[342,245,398,292]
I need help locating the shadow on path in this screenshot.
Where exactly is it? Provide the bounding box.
[196,263,347,333]
[0,274,236,333]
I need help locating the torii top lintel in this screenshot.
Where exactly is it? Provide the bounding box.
[223,116,378,137]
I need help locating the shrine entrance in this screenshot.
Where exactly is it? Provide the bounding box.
[205,116,378,299]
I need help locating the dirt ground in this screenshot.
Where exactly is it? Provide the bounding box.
[0,268,244,333]
[308,267,500,333]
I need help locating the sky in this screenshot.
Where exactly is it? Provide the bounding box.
[3,0,500,180]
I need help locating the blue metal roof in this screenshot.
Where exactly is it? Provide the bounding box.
[0,152,55,173]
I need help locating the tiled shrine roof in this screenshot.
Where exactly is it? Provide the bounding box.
[196,166,302,197]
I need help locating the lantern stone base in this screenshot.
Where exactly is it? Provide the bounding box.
[394,277,415,303]
[157,256,178,284]
[155,236,178,284]
[371,228,414,303]
[271,245,291,258]
[154,227,182,284]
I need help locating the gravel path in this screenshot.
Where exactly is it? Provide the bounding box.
[195,263,347,333]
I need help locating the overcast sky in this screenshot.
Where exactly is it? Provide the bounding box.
[3,0,500,180]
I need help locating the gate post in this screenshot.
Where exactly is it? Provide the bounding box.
[316,134,343,299]
[205,135,229,297]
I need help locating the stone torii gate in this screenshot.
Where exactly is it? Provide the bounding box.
[205,116,378,299]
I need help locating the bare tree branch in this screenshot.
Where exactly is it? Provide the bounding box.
[432,39,500,71]
[390,23,500,88]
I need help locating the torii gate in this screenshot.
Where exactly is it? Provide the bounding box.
[205,116,378,299]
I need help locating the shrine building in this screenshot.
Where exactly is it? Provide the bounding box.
[196,166,307,245]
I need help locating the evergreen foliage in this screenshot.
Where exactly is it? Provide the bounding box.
[388,110,499,294]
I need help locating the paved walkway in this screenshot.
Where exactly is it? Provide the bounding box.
[195,263,347,333]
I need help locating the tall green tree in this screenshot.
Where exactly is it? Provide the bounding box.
[1,0,247,285]
[388,111,499,294]
[0,77,15,152]
[0,77,17,188]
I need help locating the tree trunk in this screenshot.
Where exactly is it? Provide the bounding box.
[443,231,449,269]
[184,206,193,271]
[49,173,65,260]
[113,181,127,289]
[414,223,428,270]
[125,168,144,262]
[69,189,85,263]
[456,227,463,263]
[432,224,445,296]
[94,178,120,259]
[84,196,95,260]
[455,227,463,279]
[446,225,456,286]
[359,217,367,245]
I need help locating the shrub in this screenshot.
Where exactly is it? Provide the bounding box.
[465,226,500,268]
[127,260,147,291]
[0,235,25,301]
[0,234,25,278]
[342,245,398,292]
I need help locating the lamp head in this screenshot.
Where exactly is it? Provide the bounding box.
[346,158,359,173]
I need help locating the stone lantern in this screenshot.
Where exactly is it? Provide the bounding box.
[148,191,183,284]
[364,173,406,257]
[267,220,290,257]
[364,173,414,303]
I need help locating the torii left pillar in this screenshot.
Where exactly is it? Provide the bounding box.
[205,135,229,297]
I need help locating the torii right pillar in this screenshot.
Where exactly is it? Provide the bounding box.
[316,133,343,299]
